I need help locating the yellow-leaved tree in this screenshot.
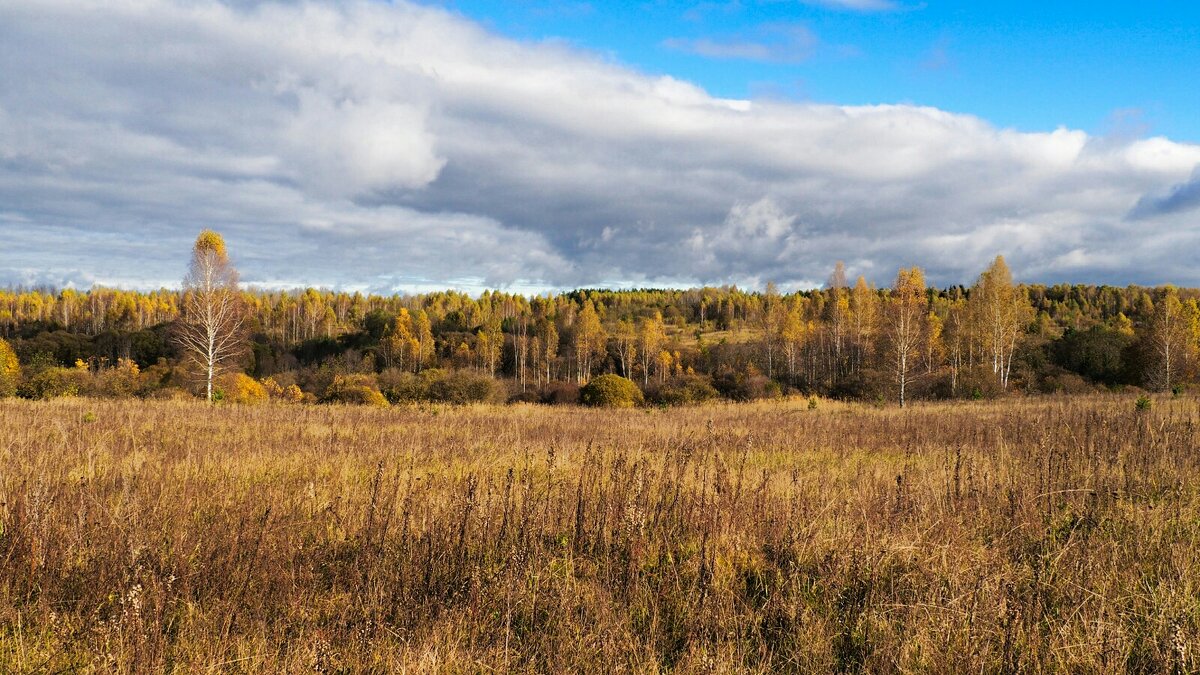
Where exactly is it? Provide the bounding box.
[0,337,19,397]
[174,230,246,402]
[885,266,928,407]
[637,312,666,387]
[970,255,1032,389]
[1146,286,1199,392]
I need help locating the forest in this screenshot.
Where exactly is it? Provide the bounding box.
[1,231,1198,407]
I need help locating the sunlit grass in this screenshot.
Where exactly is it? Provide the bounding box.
[1,394,1198,672]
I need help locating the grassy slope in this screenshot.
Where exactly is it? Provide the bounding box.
[0,395,1198,672]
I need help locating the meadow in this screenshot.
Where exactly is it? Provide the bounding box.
[1,395,1198,673]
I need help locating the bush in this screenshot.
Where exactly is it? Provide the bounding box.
[94,358,142,398]
[261,375,305,403]
[508,389,542,404]
[427,370,504,405]
[217,372,268,405]
[378,368,433,403]
[150,387,193,401]
[540,381,580,405]
[322,374,388,406]
[580,374,644,408]
[281,383,304,403]
[260,376,283,399]
[712,366,780,402]
[1135,395,1152,412]
[19,367,87,399]
[136,359,175,397]
[1038,370,1096,396]
[645,374,718,406]
[0,338,18,398]
[956,364,1005,400]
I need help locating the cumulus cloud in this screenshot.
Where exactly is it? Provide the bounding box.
[1,0,1199,292]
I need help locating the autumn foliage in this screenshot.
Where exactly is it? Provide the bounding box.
[1,241,1199,407]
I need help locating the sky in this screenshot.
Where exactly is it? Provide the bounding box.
[1,0,1199,293]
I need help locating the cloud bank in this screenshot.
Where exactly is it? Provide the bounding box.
[1128,168,1200,221]
[1,0,1198,291]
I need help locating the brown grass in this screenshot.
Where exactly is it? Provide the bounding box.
[1,395,1198,672]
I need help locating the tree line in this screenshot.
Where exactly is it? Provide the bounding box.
[1,231,1197,406]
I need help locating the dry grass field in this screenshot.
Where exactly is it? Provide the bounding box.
[1,395,1199,673]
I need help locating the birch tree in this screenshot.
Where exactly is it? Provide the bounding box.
[573,301,606,384]
[382,309,416,370]
[781,301,806,382]
[534,317,559,384]
[175,230,245,402]
[1146,287,1197,391]
[885,266,927,407]
[413,310,434,372]
[826,262,848,378]
[479,315,503,377]
[515,312,530,392]
[849,276,878,375]
[612,318,638,379]
[970,256,1031,389]
[637,312,666,387]
[761,282,783,379]
[943,298,969,395]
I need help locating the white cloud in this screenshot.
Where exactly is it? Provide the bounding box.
[0,0,1199,292]
[282,90,444,198]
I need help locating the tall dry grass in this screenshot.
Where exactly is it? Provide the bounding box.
[0,395,1198,672]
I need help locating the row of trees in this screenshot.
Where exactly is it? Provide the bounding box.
[1,231,1198,405]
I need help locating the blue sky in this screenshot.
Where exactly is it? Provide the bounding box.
[439,0,1200,142]
[2,0,1199,292]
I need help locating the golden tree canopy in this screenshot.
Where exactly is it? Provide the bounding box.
[193,229,228,259]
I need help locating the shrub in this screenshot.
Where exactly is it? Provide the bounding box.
[540,381,580,405]
[427,370,504,405]
[322,374,388,406]
[217,373,268,405]
[257,372,303,404]
[1135,395,1152,412]
[94,358,142,398]
[580,374,644,408]
[712,366,780,402]
[0,338,18,398]
[1038,371,1096,396]
[150,387,193,401]
[956,364,1005,400]
[281,384,304,403]
[136,359,175,397]
[261,376,283,398]
[378,368,433,403]
[19,367,87,400]
[645,374,718,406]
[508,389,542,404]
